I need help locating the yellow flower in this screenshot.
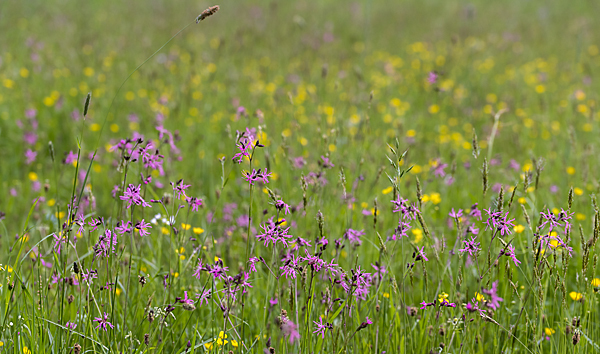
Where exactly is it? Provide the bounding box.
[231,339,239,348]
[193,227,204,235]
[382,186,393,195]
[569,292,583,301]
[475,292,485,302]
[438,292,449,303]
[412,229,423,243]
[430,193,441,205]
[513,225,525,233]
[181,223,191,230]
[566,166,576,175]
[544,327,555,336]
[23,347,31,354]
[591,278,600,287]
[383,292,390,298]
[574,188,583,196]
[204,341,214,350]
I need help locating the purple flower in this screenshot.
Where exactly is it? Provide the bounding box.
[345,228,365,245]
[244,168,272,185]
[195,289,211,307]
[440,299,456,308]
[120,184,151,208]
[504,244,521,266]
[93,312,114,331]
[52,233,68,254]
[81,269,98,284]
[393,221,411,240]
[281,320,300,344]
[207,260,228,281]
[256,218,293,248]
[280,254,300,279]
[433,161,447,178]
[391,195,419,220]
[64,151,78,165]
[275,199,291,215]
[509,159,520,171]
[135,219,152,237]
[484,209,515,236]
[248,257,260,273]
[293,157,306,169]
[319,156,334,169]
[193,259,204,279]
[483,281,504,310]
[371,263,387,279]
[186,196,203,212]
[427,71,438,84]
[232,134,254,164]
[65,322,77,330]
[416,246,428,262]
[449,208,463,219]
[539,209,573,234]
[458,236,481,256]
[469,203,482,219]
[171,179,191,199]
[420,301,435,310]
[467,223,479,235]
[465,298,483,314]
[177,291,194,305]
[313,317,331,339]
[94,230,117,258]
[115,220,133,235]
[25,149,37,165]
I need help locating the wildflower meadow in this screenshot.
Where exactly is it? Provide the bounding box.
[2,0,600,353]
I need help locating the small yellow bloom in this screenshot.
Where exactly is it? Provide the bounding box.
[193,227,204,235]
[566,166,576,175]
[569,292,583,301]
[475,292,485,302]
[574,188,583,196]
[591,278,600,287]
[181,223,191,230]
[382,186,393,195]
[544,327,555,336]
[23,347,31,354]
[29,172,38,181]
[383,292,390,298]
[116,288,122,296]
[513,225,525,233]
[214,256,220,262]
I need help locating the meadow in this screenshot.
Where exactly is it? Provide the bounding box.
[1,0,600,352]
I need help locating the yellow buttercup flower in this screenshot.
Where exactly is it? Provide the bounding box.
[569,292,583,301]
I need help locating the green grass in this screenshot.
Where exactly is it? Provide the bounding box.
[1,0,600,353]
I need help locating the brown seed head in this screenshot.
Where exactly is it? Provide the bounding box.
[196,5,220,23]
